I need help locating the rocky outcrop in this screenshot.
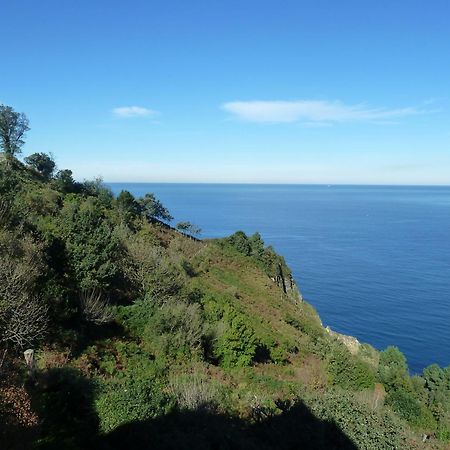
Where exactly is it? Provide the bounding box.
[325,326,361,355]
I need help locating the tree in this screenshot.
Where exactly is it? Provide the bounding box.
[377,346,411,393]
[227,231,251,255]
[0,105,30,157]
[0,231,48,348]
[116,190,140,225]
[138,193,173,222]
[57,196,121,289]
[249,232,265,258]
[176,221,201,237]
[24,152,56,179]
[54,169,77,193]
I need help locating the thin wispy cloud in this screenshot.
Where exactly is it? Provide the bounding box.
[112,106,159,118]
[222,100,428,124]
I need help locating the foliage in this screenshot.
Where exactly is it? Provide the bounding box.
[214,305,258,368]
[327,346,376,390]
[56,196,122,289]
[138,193,173,222]
[227,231,252,256]
[142,299,205,358]
[115,189,140,226]
[0,231,48,347]
[377,346,411,393]
[305,390,407,450]
[123,236,182,302]
[224,231,292,280]
[24,152,56,179]
[79,289,113,324]
[95,378,172,433]
[53,169,78,194]
[176,221,202,237]
[169,372,219,411]
[387,389,436,429]
[0,104,29,156]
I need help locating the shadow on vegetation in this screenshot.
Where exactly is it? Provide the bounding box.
[21,367,358,450]
[68,320,127,358]
[27,368,99,450]
[98,404,358,450]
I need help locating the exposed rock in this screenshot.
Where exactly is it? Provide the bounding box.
[325,326,360,355]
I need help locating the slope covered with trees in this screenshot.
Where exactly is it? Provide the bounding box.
[1,105,450,450]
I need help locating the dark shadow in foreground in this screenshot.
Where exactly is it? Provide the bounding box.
[98,403,358,450]
[19,367,358,450]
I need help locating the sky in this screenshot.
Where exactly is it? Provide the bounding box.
[1,0,449,184]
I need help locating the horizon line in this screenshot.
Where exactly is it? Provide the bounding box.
[103,181,450,188]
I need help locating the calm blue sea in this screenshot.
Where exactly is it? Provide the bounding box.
[108,183,450,373]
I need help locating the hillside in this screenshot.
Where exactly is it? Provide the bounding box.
[1,154,450,450]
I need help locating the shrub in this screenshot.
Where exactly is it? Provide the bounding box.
[226,231,252,256]
[327,346,375,390]
[0,231,49,348]
[79,289,113,325]
[57,196,121,289]
[215,306,258,368]
[377,346,411,393]
[305,390,407,449]
[143,299,205,358]
[387,389,436,430]
[124,237,182,302]
[95,379,172,432]
[169,372,218,411]
[116,299,155,336]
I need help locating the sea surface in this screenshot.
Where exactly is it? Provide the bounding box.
[108,183,450,373]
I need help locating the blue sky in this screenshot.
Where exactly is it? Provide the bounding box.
[1,0,449,184]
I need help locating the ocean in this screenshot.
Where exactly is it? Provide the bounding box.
[108,183,450,373]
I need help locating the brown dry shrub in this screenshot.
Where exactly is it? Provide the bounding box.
[0,383,39,428]
[295,354,328,390]
[39,349,70,370]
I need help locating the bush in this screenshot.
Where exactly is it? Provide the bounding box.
[57,196,121,289]
[377,346,411,393]
[95,379,172,432]
[143,299,205,358]
[124,237,182,302]
[305,390,407,449]
[387,389,436,430]
[169,372,218,411]
[327,347,376,390]
[226,231,252,256]
[215,306,258,368]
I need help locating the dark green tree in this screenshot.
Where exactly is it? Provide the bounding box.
[138,193,173,222]
[227,231,251,256]
[176,221,201,237]
[24,152,56,179]
[116,190,140,226]
[377,346,411,393]
[58,196,121,289]
[0,105,29,157]
[249,232,265,258]
[54,169,77,193]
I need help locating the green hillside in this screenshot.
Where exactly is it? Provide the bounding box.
[1,146,450,449]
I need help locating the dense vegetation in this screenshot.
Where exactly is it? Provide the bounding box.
[1,105,450,449]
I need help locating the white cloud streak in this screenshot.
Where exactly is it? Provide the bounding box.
[112,106,159,118]
[222,100,426,124]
